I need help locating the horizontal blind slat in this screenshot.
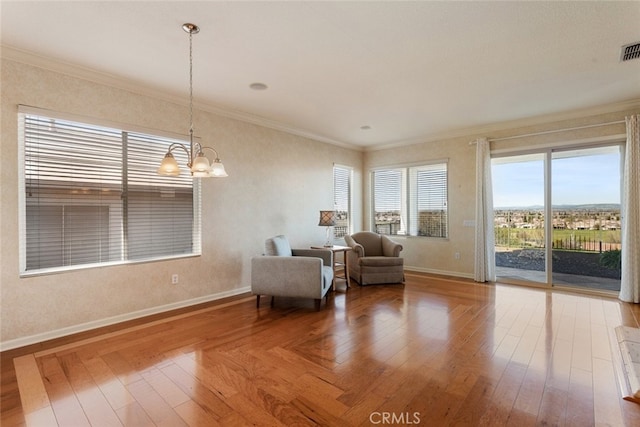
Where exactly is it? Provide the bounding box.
[21,110,196,273]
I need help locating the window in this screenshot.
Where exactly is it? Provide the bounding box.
[333,165,352,239]
[19,107,200,275]
[373,169,404,235]
[372,162,448,237]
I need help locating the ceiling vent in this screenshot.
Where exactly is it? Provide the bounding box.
[621,42,640,62]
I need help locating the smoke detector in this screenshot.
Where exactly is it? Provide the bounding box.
[620,42,640,62]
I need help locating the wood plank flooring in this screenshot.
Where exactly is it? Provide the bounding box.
[2,273,640,426]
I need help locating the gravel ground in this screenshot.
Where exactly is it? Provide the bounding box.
[495,249,621,280]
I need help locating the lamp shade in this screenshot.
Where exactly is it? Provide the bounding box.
[190,152,211,174]
[210,159,228,177]
[191,169,210,178]
[157,152,181,176]
[318,210,336,227]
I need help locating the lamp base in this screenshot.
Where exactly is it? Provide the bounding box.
[324,226,333,248]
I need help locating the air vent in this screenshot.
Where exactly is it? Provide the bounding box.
[621,42,640,62]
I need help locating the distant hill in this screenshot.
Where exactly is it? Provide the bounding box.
[495,203,620,210]
[495,205,544,210]
[552,203,620,210]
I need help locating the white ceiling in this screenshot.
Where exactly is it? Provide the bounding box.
[2,1,640,149]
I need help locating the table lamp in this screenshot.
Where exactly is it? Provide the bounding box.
[318,210,336,247]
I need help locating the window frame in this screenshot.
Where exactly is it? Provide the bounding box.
[18,105,201,276]
[370,160,449,238]
[333,164,353,240]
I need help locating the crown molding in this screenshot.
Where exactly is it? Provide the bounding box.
[365,98,640,152]
[1,45,359,150]
[194,102,357,149]
[3,45,637,154]
[1,44,185,107]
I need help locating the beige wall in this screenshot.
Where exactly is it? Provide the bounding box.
[0,59,362,348]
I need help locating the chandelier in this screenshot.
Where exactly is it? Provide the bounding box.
[157,23,227,178]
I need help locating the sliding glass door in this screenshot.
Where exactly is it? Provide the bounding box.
[551,146,622,291]
[492,153,547,284]
[492,144,622,292]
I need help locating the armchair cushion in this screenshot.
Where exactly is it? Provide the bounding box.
[359,256,404,267]
[351,232,384,256]
[264,234,293,256]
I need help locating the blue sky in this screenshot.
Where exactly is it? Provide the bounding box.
[492,149,621,208]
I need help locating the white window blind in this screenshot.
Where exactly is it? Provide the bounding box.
[19,108,199,274]
[372,162,448,237]
[125,132,197,260]
[410,164,448,237]
[333,165,352,239]
[373,169,405,235]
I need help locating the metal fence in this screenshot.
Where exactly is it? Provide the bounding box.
[551,236,621,252]
[375,221,402,235]
[334,225,348,239]
[495,230,621,253]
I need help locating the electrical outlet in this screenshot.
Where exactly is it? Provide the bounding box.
[171,274,179,284]
[454,252,460,260]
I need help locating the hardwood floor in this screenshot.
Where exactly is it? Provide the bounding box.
[2,273,640,426]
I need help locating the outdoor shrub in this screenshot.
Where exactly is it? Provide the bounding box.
[600,249,621,270]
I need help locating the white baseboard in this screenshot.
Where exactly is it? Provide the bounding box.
[405,266,474,280]
[0,286,251,352]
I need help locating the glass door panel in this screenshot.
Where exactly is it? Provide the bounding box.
[551,146,621,291]
[492,153,547,284]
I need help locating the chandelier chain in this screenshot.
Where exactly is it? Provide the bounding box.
[189,30,194,139]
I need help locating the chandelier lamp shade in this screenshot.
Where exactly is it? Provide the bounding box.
[318,210,336,247]
[157,23,227,178]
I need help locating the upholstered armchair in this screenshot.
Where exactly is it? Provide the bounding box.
[251,235,333,310]
[344,231,404,285]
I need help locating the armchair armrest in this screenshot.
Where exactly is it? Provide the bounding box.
[344,235,365,257]
[352,243,365,257]
[292,248,333,266]
[381,235,403,257]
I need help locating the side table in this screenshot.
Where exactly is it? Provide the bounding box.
[311,245,352,291]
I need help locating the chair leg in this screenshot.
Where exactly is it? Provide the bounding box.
[270,296,275,307]
[256,295,260,308]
